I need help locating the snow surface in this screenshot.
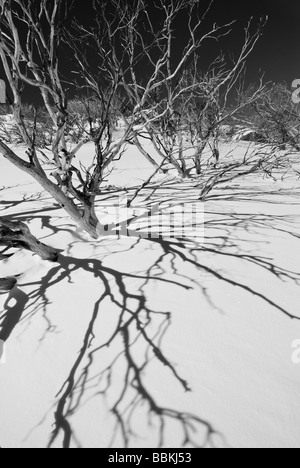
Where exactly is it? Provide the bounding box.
[0,142,300,448]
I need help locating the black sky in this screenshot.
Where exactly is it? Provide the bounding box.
[1,0,299,105]
[206,0,300,85]
[69,0,300,95]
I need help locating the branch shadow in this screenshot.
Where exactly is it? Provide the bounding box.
[20,248,222,448]
[0,287,29,342]
[4,176,300,448]
[24,208,300,448]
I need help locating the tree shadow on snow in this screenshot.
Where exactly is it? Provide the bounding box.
[0,287,29,342]
[21,223,300,448]
[4,178,300,448]
[19,248,222,448]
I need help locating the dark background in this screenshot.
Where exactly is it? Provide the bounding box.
[1,0,299,105]
[72,0,299,83]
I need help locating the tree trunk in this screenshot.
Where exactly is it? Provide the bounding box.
[195,157,201,175]
[194,138,209,175]
[194,144,203,175]
[212,137,220,165]
[147,127,185,177]
[82,197,101,239]
[134,136,167,174]
[177,130,188,176]
[0,140,99,238]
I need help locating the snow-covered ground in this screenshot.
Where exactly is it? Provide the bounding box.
[0,141,300,448]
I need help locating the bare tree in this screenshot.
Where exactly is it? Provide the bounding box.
[68,0,238,177]
[177,28,268,175]
[104,1,267,177]
[0,0,107,237]
[120,0,235,176]
[0,0,269,239]
[247,83,300,150]
[0,0,164,237]
[196,143,286,200]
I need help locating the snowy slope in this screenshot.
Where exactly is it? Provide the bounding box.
[0,143,300,448]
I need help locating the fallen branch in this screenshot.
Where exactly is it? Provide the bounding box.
[0,218,59,262]
[0,276,17,292]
